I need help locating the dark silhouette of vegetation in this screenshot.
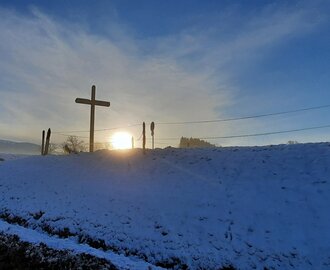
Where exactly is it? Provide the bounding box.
[48,143,58,154]
[62,136,86,154]
[0,233,117,269]
[179,137,216,148]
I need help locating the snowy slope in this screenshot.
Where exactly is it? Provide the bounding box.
[0,143,329,269]
[0,153,30,161]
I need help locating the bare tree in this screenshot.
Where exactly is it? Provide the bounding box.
[62,136,86,154]
[48,143,58,154]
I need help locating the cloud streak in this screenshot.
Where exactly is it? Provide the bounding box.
[0,8,228,143]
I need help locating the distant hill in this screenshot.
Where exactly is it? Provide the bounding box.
[0,139,40,155]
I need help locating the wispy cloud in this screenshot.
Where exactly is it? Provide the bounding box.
[0,3,325,145]
[152,3,324,74]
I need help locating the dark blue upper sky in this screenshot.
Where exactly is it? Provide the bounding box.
[0,0,311,36]
[0,0,330,145]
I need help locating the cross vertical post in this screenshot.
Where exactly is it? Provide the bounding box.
[90,85,96,152]
[75,85,110,153]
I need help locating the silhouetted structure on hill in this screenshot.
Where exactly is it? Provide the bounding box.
[179,137,216,148]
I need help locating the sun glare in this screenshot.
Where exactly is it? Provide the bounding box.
[111,132,132,150]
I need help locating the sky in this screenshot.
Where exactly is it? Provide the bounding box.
[0,0,330,148]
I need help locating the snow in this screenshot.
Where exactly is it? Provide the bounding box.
[0,143,330,269]
[0,219,161,270]
[0,153,29,161]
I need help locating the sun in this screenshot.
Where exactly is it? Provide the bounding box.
[111,132,132,150]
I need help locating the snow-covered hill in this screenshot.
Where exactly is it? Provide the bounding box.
[0,143,329,269]
[0,139,40,155]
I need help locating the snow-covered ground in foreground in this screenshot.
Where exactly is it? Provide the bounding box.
[0,143,330,269]
[0,219,159,270]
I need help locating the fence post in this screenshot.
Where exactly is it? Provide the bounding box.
[44,128,51,155]
[150,122,155,149]
[41,130,45,155]
[142,122,146,154]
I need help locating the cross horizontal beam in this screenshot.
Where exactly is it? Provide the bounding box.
[75,98,110,107]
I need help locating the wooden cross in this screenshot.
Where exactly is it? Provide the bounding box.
[75,85,110,152]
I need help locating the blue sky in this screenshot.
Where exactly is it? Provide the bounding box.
[0,0,330,147]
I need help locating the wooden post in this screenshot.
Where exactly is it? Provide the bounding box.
[142,122,146,154]
[75,85,110,153]
[44,128,51,155]
[41,130,45,155]
[150,122,155,149]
